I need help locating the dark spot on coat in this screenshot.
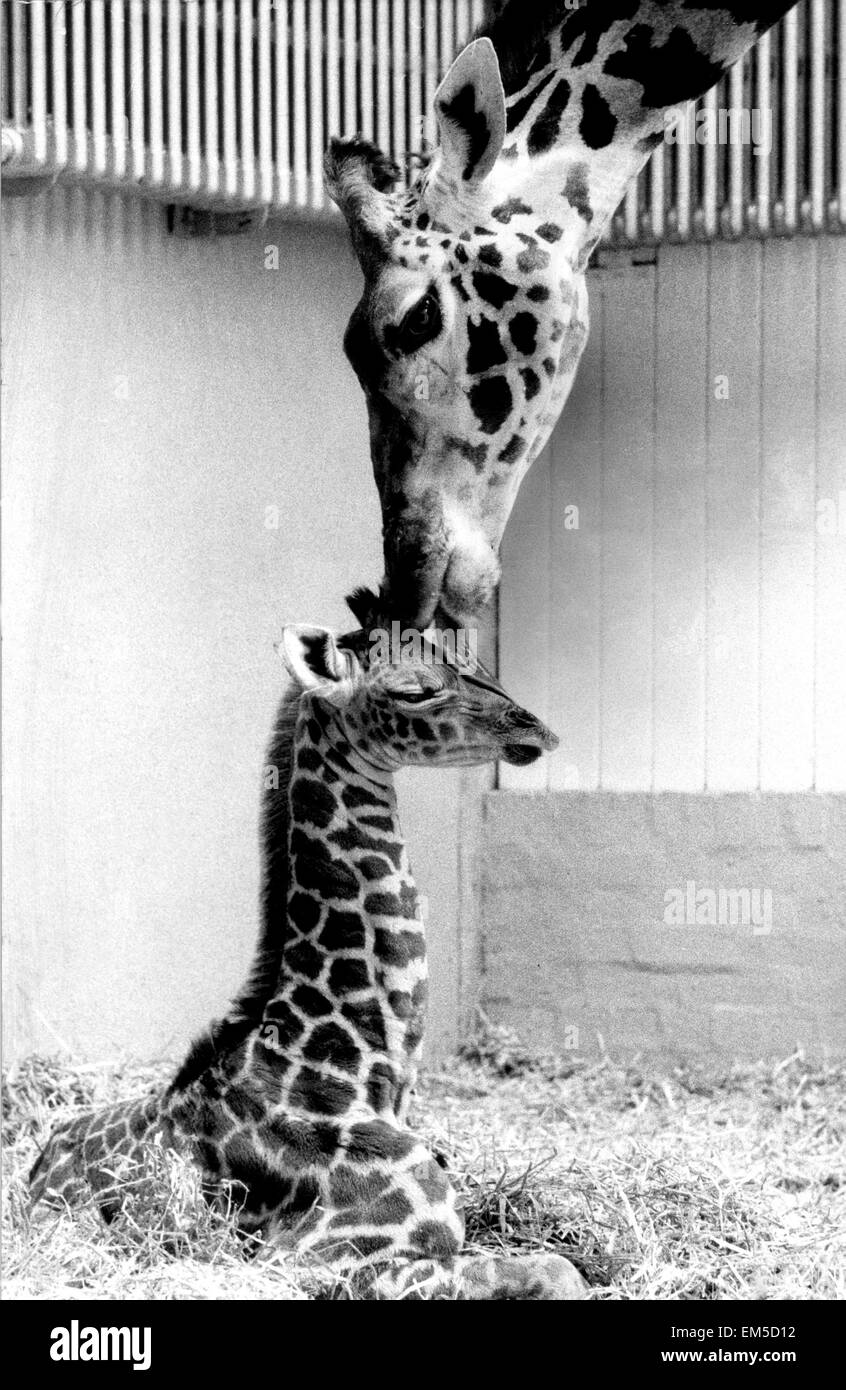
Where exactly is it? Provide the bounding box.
[408,1219,461,1258]
[367,1060,399,1113]
[374,928,426,967]
[330,825,402,868]
[527,78,571,155]
[477,243,502,268]
[342,784,382,810]
[318,908,366,953]
[358,854,394,880]
[329,1164,391,1208]
[290,777,336,830]
[563,161,593,222]
[520,366,541,401]
[506,69,555,134]
[291,984,334,1017]
[509,311,538,355]
[283,938,324,980]
[579,83,617,150]
[470,376,513,434]
[346,1119,417,1163]
[498,434,525,465]
[328,956,371,995]
[604,22,724,111]
[259,1115,340,1166]
[288,1066,356,1116]
[292,831,359,899]
[444,435,489,472]
[466,315,508,375]
[516,239,550,274]
[471,271,518,309]
[388,989,414,1018]
[363,890,418,920]
[340,997,388,1050]
[491,196,532,223]
[262,1000,305,1047]
[303,1021,362,1073]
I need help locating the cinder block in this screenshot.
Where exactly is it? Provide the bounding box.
[480,792,846,1063]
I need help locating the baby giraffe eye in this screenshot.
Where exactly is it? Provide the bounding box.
[396,293,442,354]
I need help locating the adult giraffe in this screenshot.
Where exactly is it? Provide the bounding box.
[326,1,797,627]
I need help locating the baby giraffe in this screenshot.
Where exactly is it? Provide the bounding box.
[30,596,585,1300]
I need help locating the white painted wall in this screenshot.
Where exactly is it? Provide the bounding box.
[1,186,467,1063]
[501,238,846,795]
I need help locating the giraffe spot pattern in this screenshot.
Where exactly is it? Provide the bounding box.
[289,1067,357,1116]
[329,1164,392,1208]
[508,311,538,355]
[303,1021,362,1073]
[327,956,371,995]
[340,998,388,1051]
[505,68,555,134]
[262,1001,305,1047]
[490,196,533,224]
[291,984,334,1018]
[471,271,518,309]
[498,434,525,466]
[562,162,593,222]
[290,776,337,829]
[346,1120,417,1163]
[366,1060,399,1112]
[527,77,571,155]
[516,238,551,275]
[283,939,324,979]
[444,435,488,471]
[580,83,617,150]
[466,315,508,375]
[469,376,514,435]
[318,908,367,952]
[374,928,426,967]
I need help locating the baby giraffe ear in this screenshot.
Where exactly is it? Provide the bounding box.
[434,36,506,185]
[278,625,354,693]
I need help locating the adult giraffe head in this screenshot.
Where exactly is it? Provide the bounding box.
[326,1,795,626]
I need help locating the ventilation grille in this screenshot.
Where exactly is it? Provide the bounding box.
[2,1,844,241]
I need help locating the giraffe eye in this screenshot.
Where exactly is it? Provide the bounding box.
[396,294,442,353]
[394,688,432,704]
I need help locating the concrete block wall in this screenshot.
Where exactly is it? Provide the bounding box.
[480,792,846,1062]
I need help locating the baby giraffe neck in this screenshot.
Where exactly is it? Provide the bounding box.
[258,698,428,1122]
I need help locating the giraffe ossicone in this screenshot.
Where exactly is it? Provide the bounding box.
[30,591,585,1299]
[325,1,796,627]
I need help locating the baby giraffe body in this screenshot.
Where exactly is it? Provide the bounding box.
[31,602,584,1299]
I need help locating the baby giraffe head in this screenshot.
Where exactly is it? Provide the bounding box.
[278,589,557,773]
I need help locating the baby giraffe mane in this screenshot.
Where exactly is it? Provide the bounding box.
[169,593,376,1092]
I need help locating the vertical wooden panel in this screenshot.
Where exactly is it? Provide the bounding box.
[599,263,656,789]
[815,237,846,790]
[759,237,817,790]
[653,245,708,790]
[706,241,763,790]
[499,446,551,792]
[548,274,603,791]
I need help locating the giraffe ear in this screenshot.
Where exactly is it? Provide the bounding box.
[434,37,506,186]
[278,625,355,693]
